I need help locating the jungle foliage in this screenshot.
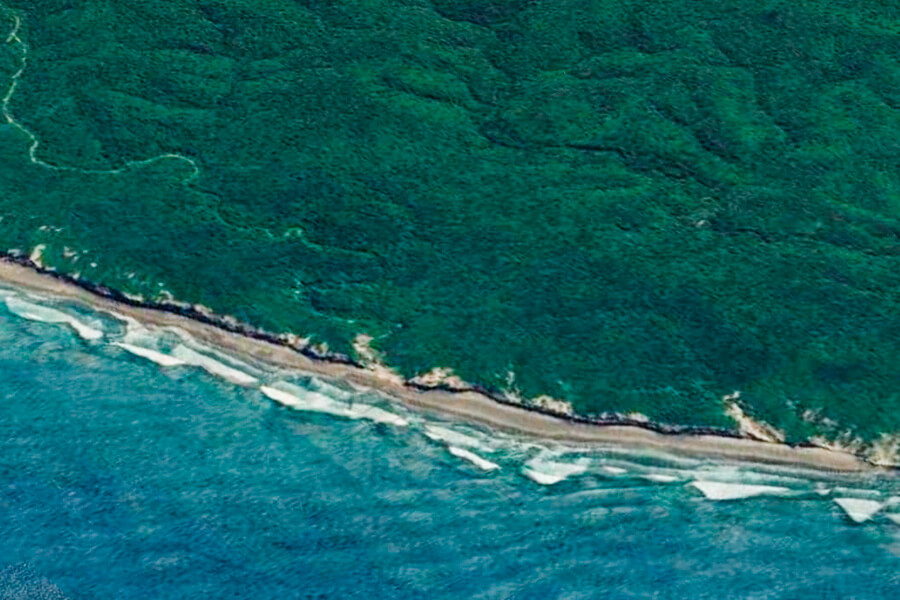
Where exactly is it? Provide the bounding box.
[3,0,900,440]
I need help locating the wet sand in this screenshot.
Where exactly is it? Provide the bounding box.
[0,258,873,473]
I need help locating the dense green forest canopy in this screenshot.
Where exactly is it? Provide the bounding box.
[2,0,900,442]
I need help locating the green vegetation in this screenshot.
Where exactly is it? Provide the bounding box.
[2,0,900,441]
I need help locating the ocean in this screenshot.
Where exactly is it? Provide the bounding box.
[0,287,898,599]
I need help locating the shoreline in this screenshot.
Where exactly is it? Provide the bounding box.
[0,256,882,474]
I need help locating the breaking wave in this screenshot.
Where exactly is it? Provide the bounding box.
[260,383,409,427]
[4,295,103,340]
[170,344,259,386]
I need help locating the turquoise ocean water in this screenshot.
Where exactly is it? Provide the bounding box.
[0,286,898,599]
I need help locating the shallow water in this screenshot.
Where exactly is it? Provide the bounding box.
[0,291,898,599]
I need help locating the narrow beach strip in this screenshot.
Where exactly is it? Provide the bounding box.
[0,258,878,474]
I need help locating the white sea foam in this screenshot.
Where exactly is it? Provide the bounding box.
[689,480,792,501]
[522,469,568,486]
[171,344,258,386]
[5,296,103,340]
[447,446,500,471]
[814,484,832,496]
[259,385,306,408]
[886,514,900,526]
[260,384,408,427]
[601,465,628,475]
[121,327,161,349]
[522,456,590,485]
[832,487,882,499]
[347,403,409,427]
[112,342,185,367]
[693,465,808,488]
[424,425,494,451]
[307,377,354,401]
[834,498,883,524]
[107,311,144,332]
[642,474,680,483]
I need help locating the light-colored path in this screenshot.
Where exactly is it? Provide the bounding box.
[2,12,199,182]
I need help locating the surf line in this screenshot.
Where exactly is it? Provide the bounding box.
[0,252,884,475]
[1,11,199,182]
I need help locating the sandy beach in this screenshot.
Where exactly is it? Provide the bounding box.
[0,258,877,474]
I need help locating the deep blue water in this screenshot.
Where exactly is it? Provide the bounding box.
[0,289,898,599]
